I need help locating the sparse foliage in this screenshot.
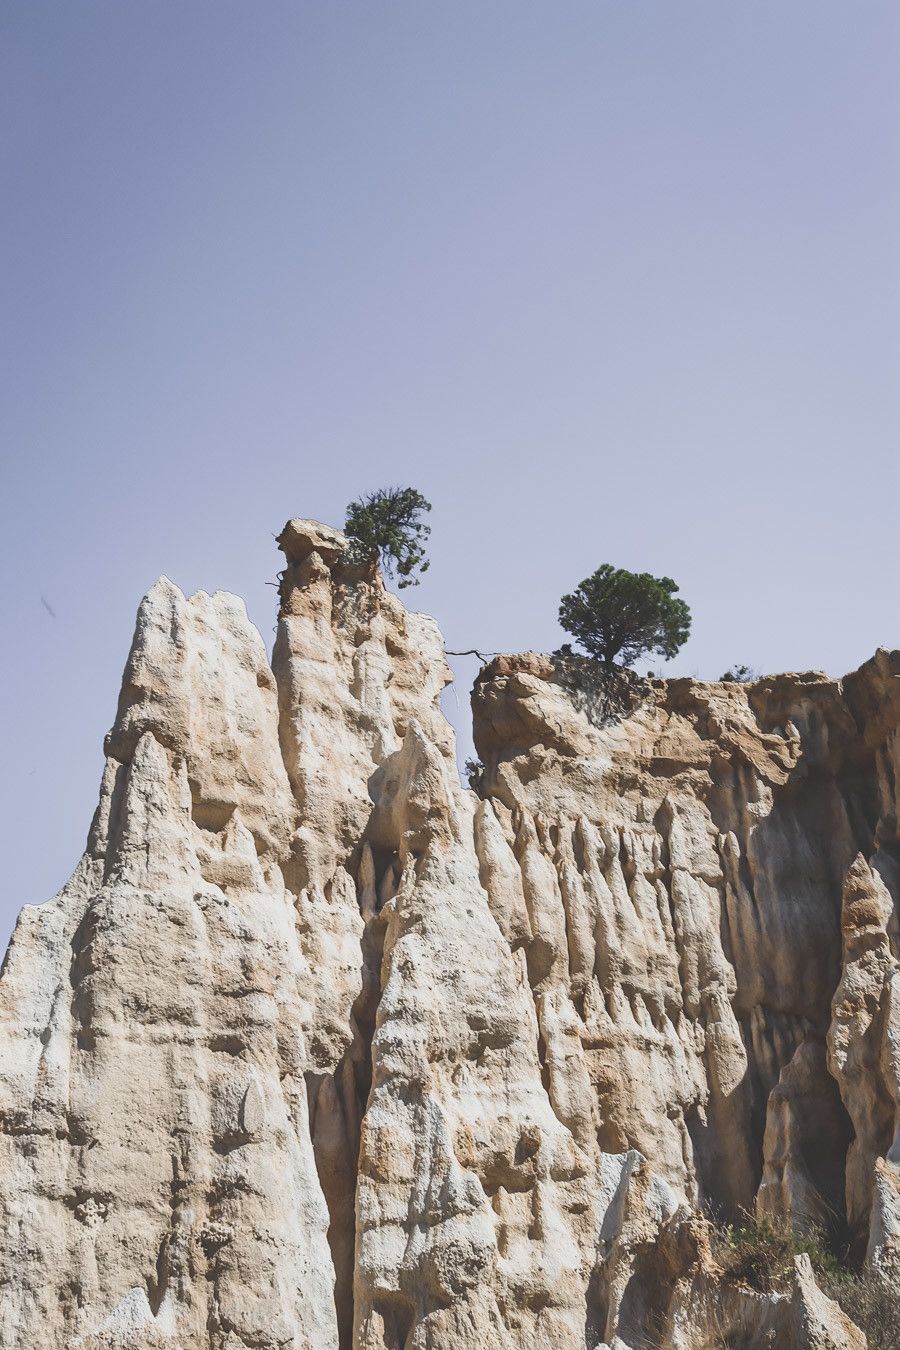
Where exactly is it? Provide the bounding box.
[344,487,432,588]
[558,565,691,668]
[708,1210,900,1346]
[464,758,484,792]
[719,664,757,683]
[551,645,649,728]
[711,1212,839,1295]
[823,1267,900,1350]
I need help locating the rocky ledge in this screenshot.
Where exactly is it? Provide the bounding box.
[1,521,898,1348]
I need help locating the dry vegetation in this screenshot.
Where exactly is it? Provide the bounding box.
[711,1212,900,1349]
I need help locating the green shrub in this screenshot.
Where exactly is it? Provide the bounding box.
[711,1212,840,1295]
[711,1211,900,1346]
[344,486,432,588]
[558,565,690,668]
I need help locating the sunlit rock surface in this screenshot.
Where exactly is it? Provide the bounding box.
[2,521,898,1348]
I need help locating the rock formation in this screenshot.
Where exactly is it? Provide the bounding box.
[1,521,898,1348]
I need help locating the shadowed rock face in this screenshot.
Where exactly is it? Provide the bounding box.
[0,521,895,1349]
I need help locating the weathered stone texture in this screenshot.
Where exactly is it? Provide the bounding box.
[2,522,898,1348]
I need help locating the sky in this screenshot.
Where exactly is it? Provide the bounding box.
[1,2,898,949]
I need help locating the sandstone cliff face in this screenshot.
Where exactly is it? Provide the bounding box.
[1,522,897,1349]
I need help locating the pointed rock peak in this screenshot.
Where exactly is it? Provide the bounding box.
[134,577,192,636]
[144,574,186,604]
[209,588,253,625]
[140,579,257,635]
[128,576,190,661]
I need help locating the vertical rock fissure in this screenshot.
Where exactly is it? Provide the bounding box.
[304,858,392,1350]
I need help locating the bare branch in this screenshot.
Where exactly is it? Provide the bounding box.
[445,648,500,663]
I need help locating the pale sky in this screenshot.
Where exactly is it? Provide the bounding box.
[2,2,898,948]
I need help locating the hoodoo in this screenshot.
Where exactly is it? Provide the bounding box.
[1,521,898,1348]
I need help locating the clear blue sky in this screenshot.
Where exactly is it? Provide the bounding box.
[2,2,898,946]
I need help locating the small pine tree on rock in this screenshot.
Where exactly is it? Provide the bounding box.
[344,487,432,588]
[558,565,691,668]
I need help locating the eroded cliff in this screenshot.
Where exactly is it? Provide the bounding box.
[1,521,898,1349]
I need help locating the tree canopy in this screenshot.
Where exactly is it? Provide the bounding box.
[558,565,691,667]
[343,486,432,588]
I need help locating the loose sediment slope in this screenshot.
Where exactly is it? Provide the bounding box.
[1,520,897,1349]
